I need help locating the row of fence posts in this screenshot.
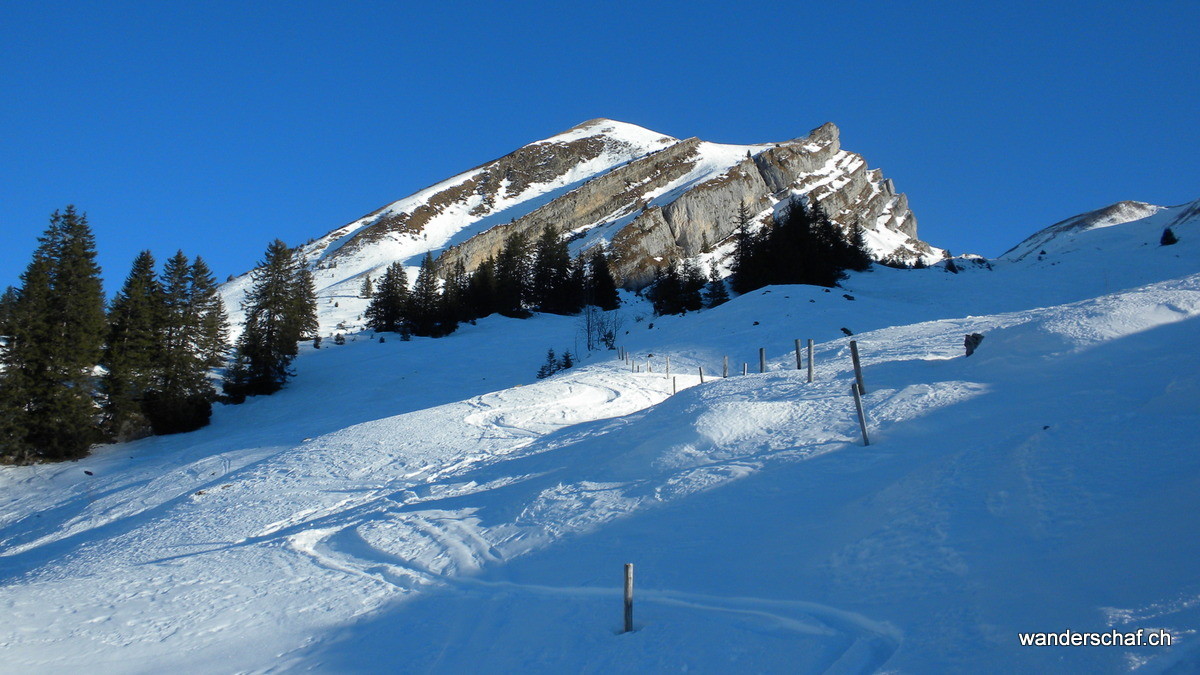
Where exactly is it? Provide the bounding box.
[616,340,871,632]
[617,338,870,446]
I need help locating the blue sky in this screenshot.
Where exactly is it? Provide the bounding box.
[2,1,1197,292]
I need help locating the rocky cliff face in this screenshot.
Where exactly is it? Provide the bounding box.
[251,119,939,301]
[429,120,937,287]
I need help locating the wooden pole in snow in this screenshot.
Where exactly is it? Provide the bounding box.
[807,339,814,383]
[665,355,670,379]
[624,563,634,633]
[850,340,866,395]
[672,377,676,395]
[723,355,729,378]
[795,339,802,370]
[853,382,870,446]
[699,366,705,383]
[759,348,766,374]
[743,362,748,376]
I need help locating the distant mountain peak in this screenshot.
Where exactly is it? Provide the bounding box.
[221,120,940,336]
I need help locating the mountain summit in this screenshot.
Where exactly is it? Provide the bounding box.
[224,121,941,325]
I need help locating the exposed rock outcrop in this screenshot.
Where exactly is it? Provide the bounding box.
[287,119,939,295]
[433,122,937,287]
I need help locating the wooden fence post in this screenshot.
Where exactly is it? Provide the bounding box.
[743,362,748,376]
[723,355,729,378]
[699,366,705,383]
[853,383,870,446]
[759,348,766,374]
[672,377,676,395]
[624,563,634,633]
[850,340,866,395]
[807,339,814,383]
[795,339,802,370]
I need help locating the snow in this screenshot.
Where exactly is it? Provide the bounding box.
[2,200,1199,672]
[220,121,680,339]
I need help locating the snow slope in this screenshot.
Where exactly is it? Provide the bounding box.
[220,120,678,336]
[1,200,1198,672]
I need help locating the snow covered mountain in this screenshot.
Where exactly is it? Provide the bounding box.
[2,195,1198,672]
[221,120,939,336]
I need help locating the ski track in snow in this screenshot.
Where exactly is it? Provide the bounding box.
[2,201,1199,672]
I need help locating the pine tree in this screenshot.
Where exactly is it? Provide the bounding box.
[365,262,409,333]
[730,203,760,294]
[495,232,531,318]
[223,240,317,401]
[703,266,729,307]
[0,207,105,463]
[359,274,374,298]
[101,250,163,440]
[462,256,497,321]
[648,261,684,315]
[0,286,17,337]
[846,225,873,272]
[531,226,574,314]
[804,203,849,286]
[407,252,455,337]
[536,349,558,379]
[679,260,705,312]
[190,256,229,370]
[586,248,621,311]
[565,253,587,315]
[142,251,222,434]
[158,251,195,393]
[444,259,469,322]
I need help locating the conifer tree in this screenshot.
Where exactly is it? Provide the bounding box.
[462,257,497,320]
[141,251,223,434]
[566,253,587,315]
[158,251,196,392]
[648,261,684,315]
[365,262,409,333]
[0,207,105,463]
[730,203,761,294]
[444,259,470,322]
[0,286,18,339]
[359,274,374,298]
[680,260,705,312]
[586,248,621,311]
[703,266,729,307]
[536,348,558,379]
[102,250,163,440]
[846,225,873,272]
[223,240,317,401]
[495,232,531,317]
[531,226,574,314]
[407,252,455,337]
[190,256,229,370]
